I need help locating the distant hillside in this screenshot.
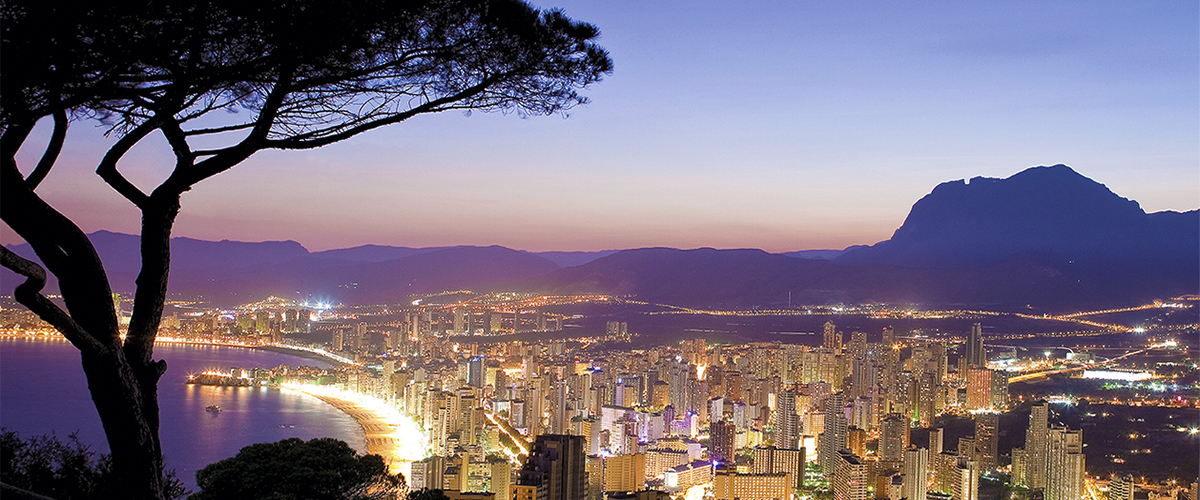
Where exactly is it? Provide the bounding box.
[3,230,312,296]
[2,234,559,306]
[837,165,1198,271]
[835,165,1198,306]
[311,245,443,262]
[523,246,1171,311]
[781,249,846,260]
[3,165,1193,311]
[534,250,620,267]
[525,166,1197,311]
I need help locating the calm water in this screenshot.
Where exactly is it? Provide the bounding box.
[0,337,363,491]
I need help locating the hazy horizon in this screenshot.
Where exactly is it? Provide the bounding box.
[5,1,1197,253]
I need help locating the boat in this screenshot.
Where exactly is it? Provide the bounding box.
[205,400,222,413]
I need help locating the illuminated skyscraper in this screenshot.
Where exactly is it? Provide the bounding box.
[879,413,909,466]
[710,420,737,464]
[602,453,645,493]
[715,469,794,500]
[453,307,467,333]
[929,427,944,455]
[776,389,800,449]
[952,456,980,500]
[468,355,485,388]
[847,427,866,460]
[903,447,929,500]
[882,326,896,347]
[1045,426,1084,500]
[823,321,842,352]
[517,434,588,500]
[973,412,999,472]
[966,323,985,368]
[752,446,806,489]
[819,392,847,478]
[1022,402,1050,489]
[833,451,871,500]
[967,369,1005,411]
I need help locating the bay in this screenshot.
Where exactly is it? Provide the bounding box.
[0,337,364,492]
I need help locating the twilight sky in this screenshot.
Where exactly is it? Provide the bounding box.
[8,0,1198,252]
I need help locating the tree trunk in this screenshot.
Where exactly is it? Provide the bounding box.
[1,156,173,500]
[81,348,169,500]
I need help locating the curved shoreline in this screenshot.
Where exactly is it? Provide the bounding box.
[279,383,427,479]
[309,394,403,462]
[0,332,354,367]
[4,333,418,474]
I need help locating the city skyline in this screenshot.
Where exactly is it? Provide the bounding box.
[6,1,1197,252]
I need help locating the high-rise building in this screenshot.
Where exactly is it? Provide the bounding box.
[1045,426,1085,500]
[848,331,868,361]
[879,413,909,466]
[752,446,805,489]
[468,355,486,389]
[776,389,800,449]
[491,458,512,498]
[966,323,985,368]
[354,322,368,350]
[929,428,944,455]
[666,461,715,491]
[1020,402,1050,489]
[833,451,871,500]
[823,321,842,352]
[973,412,999,472]
[516,434,588,500]
[645,447,690,480]
[819,392,848,479]
[952,457,979,500]
[882,326,896,347]
[847,427,867,459]
[916,371,937,427]
[602,453,645,493]
[989,370,1008,410]
[966,369,1007,411]
[932,451,959,495]
[902,447,929,500]
[710,420,737,464]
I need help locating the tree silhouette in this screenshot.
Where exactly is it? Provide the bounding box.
[0,1,611,498]
[191,438,402,500]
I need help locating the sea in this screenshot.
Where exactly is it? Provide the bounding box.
[0,337,364,492]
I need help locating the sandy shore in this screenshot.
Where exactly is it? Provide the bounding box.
[309,394,406,464]
[279,385,426,480]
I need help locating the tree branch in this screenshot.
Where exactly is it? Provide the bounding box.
[95,120,156,209]
[166,66,297,189]
[266,74,502,151]
[157,116,194,165]
[1,121,34,161]
[25,110,68,190]
[2,156,121,347]
[1,247,107,355]
[181,121,256,137]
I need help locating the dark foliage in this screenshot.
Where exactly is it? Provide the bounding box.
[0,428,186,500]
[190,438,403,500]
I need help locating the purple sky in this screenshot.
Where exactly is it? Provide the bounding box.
[7,0,1198,252]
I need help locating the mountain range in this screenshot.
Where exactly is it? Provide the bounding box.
[3,165,1195,312]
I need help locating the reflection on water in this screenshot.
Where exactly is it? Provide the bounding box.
[0,337,364,491]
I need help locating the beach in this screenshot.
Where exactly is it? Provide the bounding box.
[281,382,428,479]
